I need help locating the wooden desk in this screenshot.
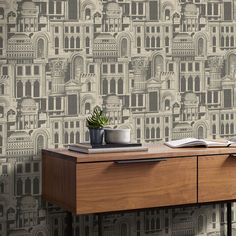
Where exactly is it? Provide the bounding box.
[42,145,236,235]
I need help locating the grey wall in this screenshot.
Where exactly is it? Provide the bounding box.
[0,0,236,235]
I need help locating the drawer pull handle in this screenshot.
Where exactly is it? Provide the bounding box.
[230,154,236,158]
[114,158,167,164]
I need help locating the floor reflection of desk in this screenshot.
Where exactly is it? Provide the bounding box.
[42,145,236,236]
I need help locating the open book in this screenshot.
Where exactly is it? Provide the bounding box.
[165,138,234,148]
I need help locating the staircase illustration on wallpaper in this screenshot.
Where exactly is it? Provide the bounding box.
[0,0,235,235]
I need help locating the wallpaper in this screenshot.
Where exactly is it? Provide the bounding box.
[0,0,236,235]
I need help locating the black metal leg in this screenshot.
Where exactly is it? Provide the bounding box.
[66,211,73,236]
[98,214,103,236]
[227,202,232,236]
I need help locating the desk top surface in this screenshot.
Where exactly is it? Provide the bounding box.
[42,144,236,163]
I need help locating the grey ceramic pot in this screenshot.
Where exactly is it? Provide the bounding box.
[89,128,104,145]
[104,128,131,144]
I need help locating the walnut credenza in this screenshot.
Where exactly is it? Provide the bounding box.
[42,145,236,236]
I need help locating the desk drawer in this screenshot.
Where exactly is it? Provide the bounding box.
[198,154,236,203]
[76,156,197,214]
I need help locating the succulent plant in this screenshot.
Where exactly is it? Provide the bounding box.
[86,106,109,129]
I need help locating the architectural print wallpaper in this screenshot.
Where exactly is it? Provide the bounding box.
[0,0,236,235]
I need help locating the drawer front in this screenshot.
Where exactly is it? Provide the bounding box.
[198,154,236,203]
[76,157,197,214]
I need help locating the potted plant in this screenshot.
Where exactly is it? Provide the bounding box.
[86,106,109,145]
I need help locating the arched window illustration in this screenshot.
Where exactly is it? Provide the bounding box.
[198,126,204,139]
[156,127,160,138]
[86,37,90,47]
[146,128,150,139]
[70,132,74,143]
[0,182,4,193]
[167,80,171,89]
[120,223,128,236]
[153,55,164,76]
[87,82,91,92]
[0,205,3,217]
[73,56,84,78]
[25,81,31,97]
[212,36,216,46]
[195,76,200,91]
[76,132,80,143]
[137,129,141,139]
[231,36,234,47]
[0,37,3,55]
[54,229,58,236]
[118,78,123,94]
[165,99,170,110]
[0,107,3,118]
[65,37,69,49]
[54,133,59,144]
[198,215,204,233]
[221,124,224,134]
[165,9,170,20]
[0,8,4,19]
[85,8,91,20]
[188,76,193,91]
[33,178,39,194]
[181,76,186,92]
[121,38,128,57]
[231,123,234,134]
[85,130,89,142]
[156,37,160,47]
[151,37,155,48]
[146,36,150,47]
[197,38,204,56]
[165,36,169,46]
[37,135,44,153]
[25,178,31,194]
[76,37,80,48]
[137,37,141,47]
[221,36,224,47]
[102,79,108,95]
[226,124,229,134]
[37,38,45,58]
[165,127,169,137]
[226,36,229,47]
[70,37,74,48]
[212,124,216,134]
[17,179,23,196]
[64,132,68,144]
[110,78,116,93]
[151,128,155,139]
[0,84,4,95]
[55,37,59,47]
[228,54,236,74]
[85,102,91,114]
[34,81,40,97]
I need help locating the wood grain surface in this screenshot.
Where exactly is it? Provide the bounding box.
[42,153,76,213]
[42,145,236,163]
[198,154,236,203]
[76,156,197,214]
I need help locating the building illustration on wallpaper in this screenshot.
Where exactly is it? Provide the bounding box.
[0,0,235,235]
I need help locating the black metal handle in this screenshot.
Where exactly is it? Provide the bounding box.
[230,153,236,158]
[114,158,167,164]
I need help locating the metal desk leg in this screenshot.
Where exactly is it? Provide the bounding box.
[66,211,73,236]
[227,202,232,236]
[98,214,103,236]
